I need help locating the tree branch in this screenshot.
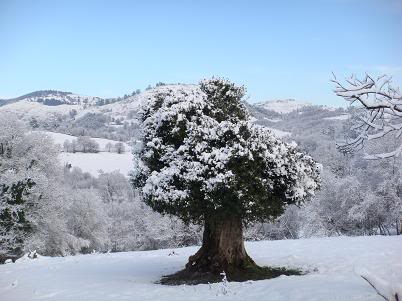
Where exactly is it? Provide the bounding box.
[333,74,402,159]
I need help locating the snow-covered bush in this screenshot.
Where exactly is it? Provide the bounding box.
[299,168,402,237]
[66,189,109,253]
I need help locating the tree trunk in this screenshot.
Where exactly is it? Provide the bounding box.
[185,215,256,276]
[160,215,300,284]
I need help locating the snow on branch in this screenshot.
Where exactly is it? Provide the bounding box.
[332,74,402,159]
[356,268,401,301]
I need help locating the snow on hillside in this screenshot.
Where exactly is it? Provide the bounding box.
[0,236,400,301]
[249,117,290,138]
[97,84,199,121]
[248,116,258,123]
[264,117,282,123]
[0,85,200,126]
[0,98,108,124]
[0,101,80,121]
[40,131,133,177]
[4,90,103,106]
[256,99,312,114]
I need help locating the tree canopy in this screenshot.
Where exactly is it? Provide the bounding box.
[132,78,320,225]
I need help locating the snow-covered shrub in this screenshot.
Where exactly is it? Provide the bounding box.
[0,116,60,256]
[97,171,201,252]
[66,189,109,253]
[299,168,402,237]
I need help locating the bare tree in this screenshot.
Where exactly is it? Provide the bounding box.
[63,140,72,153]
[105,142,113,152]
[332,74,402,159]
[76,136,100,153]
[114,142,125,154]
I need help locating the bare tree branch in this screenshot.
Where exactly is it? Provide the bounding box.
[333,74,402,159]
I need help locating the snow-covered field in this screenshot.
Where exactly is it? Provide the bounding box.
[1,236,401,301]
[41,131,133,176]
[59,152,133,176]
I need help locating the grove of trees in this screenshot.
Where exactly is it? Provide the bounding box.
[63,136,99,153]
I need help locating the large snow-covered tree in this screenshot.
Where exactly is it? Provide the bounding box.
[333,74,402,159]
[132,78,320,281]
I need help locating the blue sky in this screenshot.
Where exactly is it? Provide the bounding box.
[0,0,401,106]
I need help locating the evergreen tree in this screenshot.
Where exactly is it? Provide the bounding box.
[132,78,320,281]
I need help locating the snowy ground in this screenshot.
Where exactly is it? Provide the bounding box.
[0,236,401,301]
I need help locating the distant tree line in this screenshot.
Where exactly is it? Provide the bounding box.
[63,136,100,153]
[62,137,125,154]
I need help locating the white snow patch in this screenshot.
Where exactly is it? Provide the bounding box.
[264,118,282,123]
[60,152,133,177]
[323,114,350,121]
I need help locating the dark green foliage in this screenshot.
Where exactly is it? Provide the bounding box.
[199,78,248,122]
[0,179,35,255]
